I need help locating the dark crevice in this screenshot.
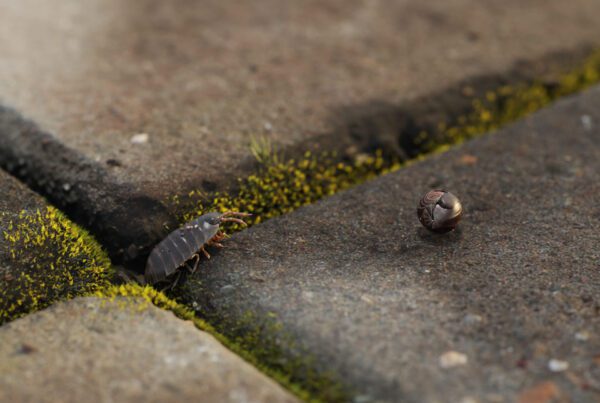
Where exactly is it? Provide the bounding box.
[0,44,596,271]
[0,108,178,266]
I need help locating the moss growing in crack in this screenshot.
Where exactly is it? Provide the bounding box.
[203,309,351,402]
[0,206,112,324]
[171,50,600,234]
[158,50,600,399]
[415,49,600,154]
[95,284,348,402]
[172,150,401,229]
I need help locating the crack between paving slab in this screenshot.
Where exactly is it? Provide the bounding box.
[0,109,178,267]
[1,44,600,402]
[0,45,599,273]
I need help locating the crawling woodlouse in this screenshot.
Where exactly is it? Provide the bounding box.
[145,211,251,287]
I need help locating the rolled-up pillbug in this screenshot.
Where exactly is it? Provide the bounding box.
[145,211,251,286]
[417,190,462,233]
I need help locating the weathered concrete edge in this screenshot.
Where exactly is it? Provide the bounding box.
[0,171,113,325]
[0,295,300,403]
[92,284,325,402]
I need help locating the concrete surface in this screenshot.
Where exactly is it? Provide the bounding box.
[0,297,299,403]
[1,0,600,262]
[178,86,600,402]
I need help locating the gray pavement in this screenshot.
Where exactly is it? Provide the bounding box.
[178,86,600,402]
[1,0,600,263]
[0,297,299,403]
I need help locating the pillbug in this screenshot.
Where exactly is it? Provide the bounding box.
[145,211,251,287]
[417,190,462,233]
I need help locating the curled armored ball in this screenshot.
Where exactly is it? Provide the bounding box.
[145,211,251,288]
[417,190,463,233]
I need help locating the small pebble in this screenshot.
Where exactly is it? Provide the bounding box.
[360,294,375,305]
[219,284,236,295]
[575,331,590,341]
[581,115,592,131]
[459,154,478,165]
[462,313,483,325]
[18,343,36,354]
[353,395,373,403]
[548,359,569,372]
[302,291,315,301]
[439,351,468,368]
[130,133,149,144]
[517,381,561,403]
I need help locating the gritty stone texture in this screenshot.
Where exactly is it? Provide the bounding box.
[0,170,48,282]
[0,170,48,234]
[0,170,109,324]
[2,0,600,262]
[179,87,600,401]
[0,172,46,317]
[0,297,299,403]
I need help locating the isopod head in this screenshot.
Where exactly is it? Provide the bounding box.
[417,190,463,233]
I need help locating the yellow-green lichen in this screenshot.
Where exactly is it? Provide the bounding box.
[94,284,347,402]
[172,149,401,229]
[416,49,600,154]
[160,49,600,401]
[0,206,112,324]
[205,308,350,402]
[173,50,600,233]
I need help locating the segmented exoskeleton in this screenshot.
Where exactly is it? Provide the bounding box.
[145,211,251,287]
[417,190,462,233]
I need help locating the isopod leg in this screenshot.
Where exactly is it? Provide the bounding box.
[160,271,182,292]
[170,271,183,290]
[207,234,224,248]
[186,254,200,274]
[200,246,211,259]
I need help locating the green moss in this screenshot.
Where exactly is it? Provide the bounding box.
[0,206,112,324]
[171,149,401,230]
[205,309,350,402]
[160,49,600,401]
[172,50,600,232]
[415,49,600,154]
[95,284,347,402]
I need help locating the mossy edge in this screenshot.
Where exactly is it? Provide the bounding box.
[171,49,600,230]
[162,48,600,401]
[0,206,113,325]
[94,284,346,402]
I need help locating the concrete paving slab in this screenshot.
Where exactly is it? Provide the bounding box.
[0,297,299,403]
[178,86,600,401]
[0,170,111,324]
[1,1,600,262]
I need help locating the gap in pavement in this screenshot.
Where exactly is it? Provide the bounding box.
[0,45,597,275]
